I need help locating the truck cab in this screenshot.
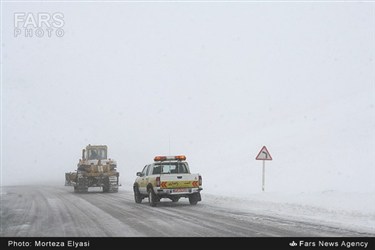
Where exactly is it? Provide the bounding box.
[86,146,107,160]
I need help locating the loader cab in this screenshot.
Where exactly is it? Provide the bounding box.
[85,145,108,160]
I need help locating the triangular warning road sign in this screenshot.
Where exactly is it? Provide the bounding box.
[256,146,272,160]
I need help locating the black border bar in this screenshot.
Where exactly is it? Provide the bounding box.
[1,237,374,249]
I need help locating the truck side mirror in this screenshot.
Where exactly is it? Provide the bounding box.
[136,172,142,177]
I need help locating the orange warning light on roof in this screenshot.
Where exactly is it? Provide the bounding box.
[154,156,167,161]
[154,155,186,161]
[175,155,186,161]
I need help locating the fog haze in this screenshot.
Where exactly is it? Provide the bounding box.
[2,2,374,194]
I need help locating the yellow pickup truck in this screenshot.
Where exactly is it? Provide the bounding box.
[133,155,202,207]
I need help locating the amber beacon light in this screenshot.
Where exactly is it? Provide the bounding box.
[154,155,187,161]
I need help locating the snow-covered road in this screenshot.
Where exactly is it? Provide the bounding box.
[1,185,373,237]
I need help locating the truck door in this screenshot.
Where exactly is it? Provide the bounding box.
[139,165,149,194]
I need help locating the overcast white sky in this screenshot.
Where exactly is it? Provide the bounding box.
[1,1,374,194]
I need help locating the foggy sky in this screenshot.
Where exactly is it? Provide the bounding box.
[2,2,374,193]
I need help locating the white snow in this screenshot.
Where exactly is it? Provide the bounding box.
[202,190,375,234]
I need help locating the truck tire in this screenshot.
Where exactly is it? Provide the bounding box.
[134,186,142,203]
[189,193,199,205]
[148,188,157,207]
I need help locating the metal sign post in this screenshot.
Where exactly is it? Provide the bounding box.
[255,146,272,192]
[262,160,265,192]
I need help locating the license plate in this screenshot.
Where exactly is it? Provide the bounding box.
[172,188,188,193]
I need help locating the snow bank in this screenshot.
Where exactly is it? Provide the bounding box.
[202,190,375,234]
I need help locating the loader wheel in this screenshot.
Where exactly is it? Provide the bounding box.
[103,176,118,193]
[148,188,158,207]
[75,177,88,193]
[134,186,142,204]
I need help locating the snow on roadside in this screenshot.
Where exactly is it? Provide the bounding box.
[202,190,375,234]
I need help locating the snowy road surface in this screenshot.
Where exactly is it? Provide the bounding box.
[1,185,373,237]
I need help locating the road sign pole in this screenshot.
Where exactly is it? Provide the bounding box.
[262,160,265,192]
[256,146,272,192]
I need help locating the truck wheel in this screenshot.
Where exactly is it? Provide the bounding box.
[148,188,157,207]
[134,186,142,204]
[189,193,199,205]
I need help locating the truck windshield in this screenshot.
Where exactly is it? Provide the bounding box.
[153,163,188,174]
[87,149,107,160]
